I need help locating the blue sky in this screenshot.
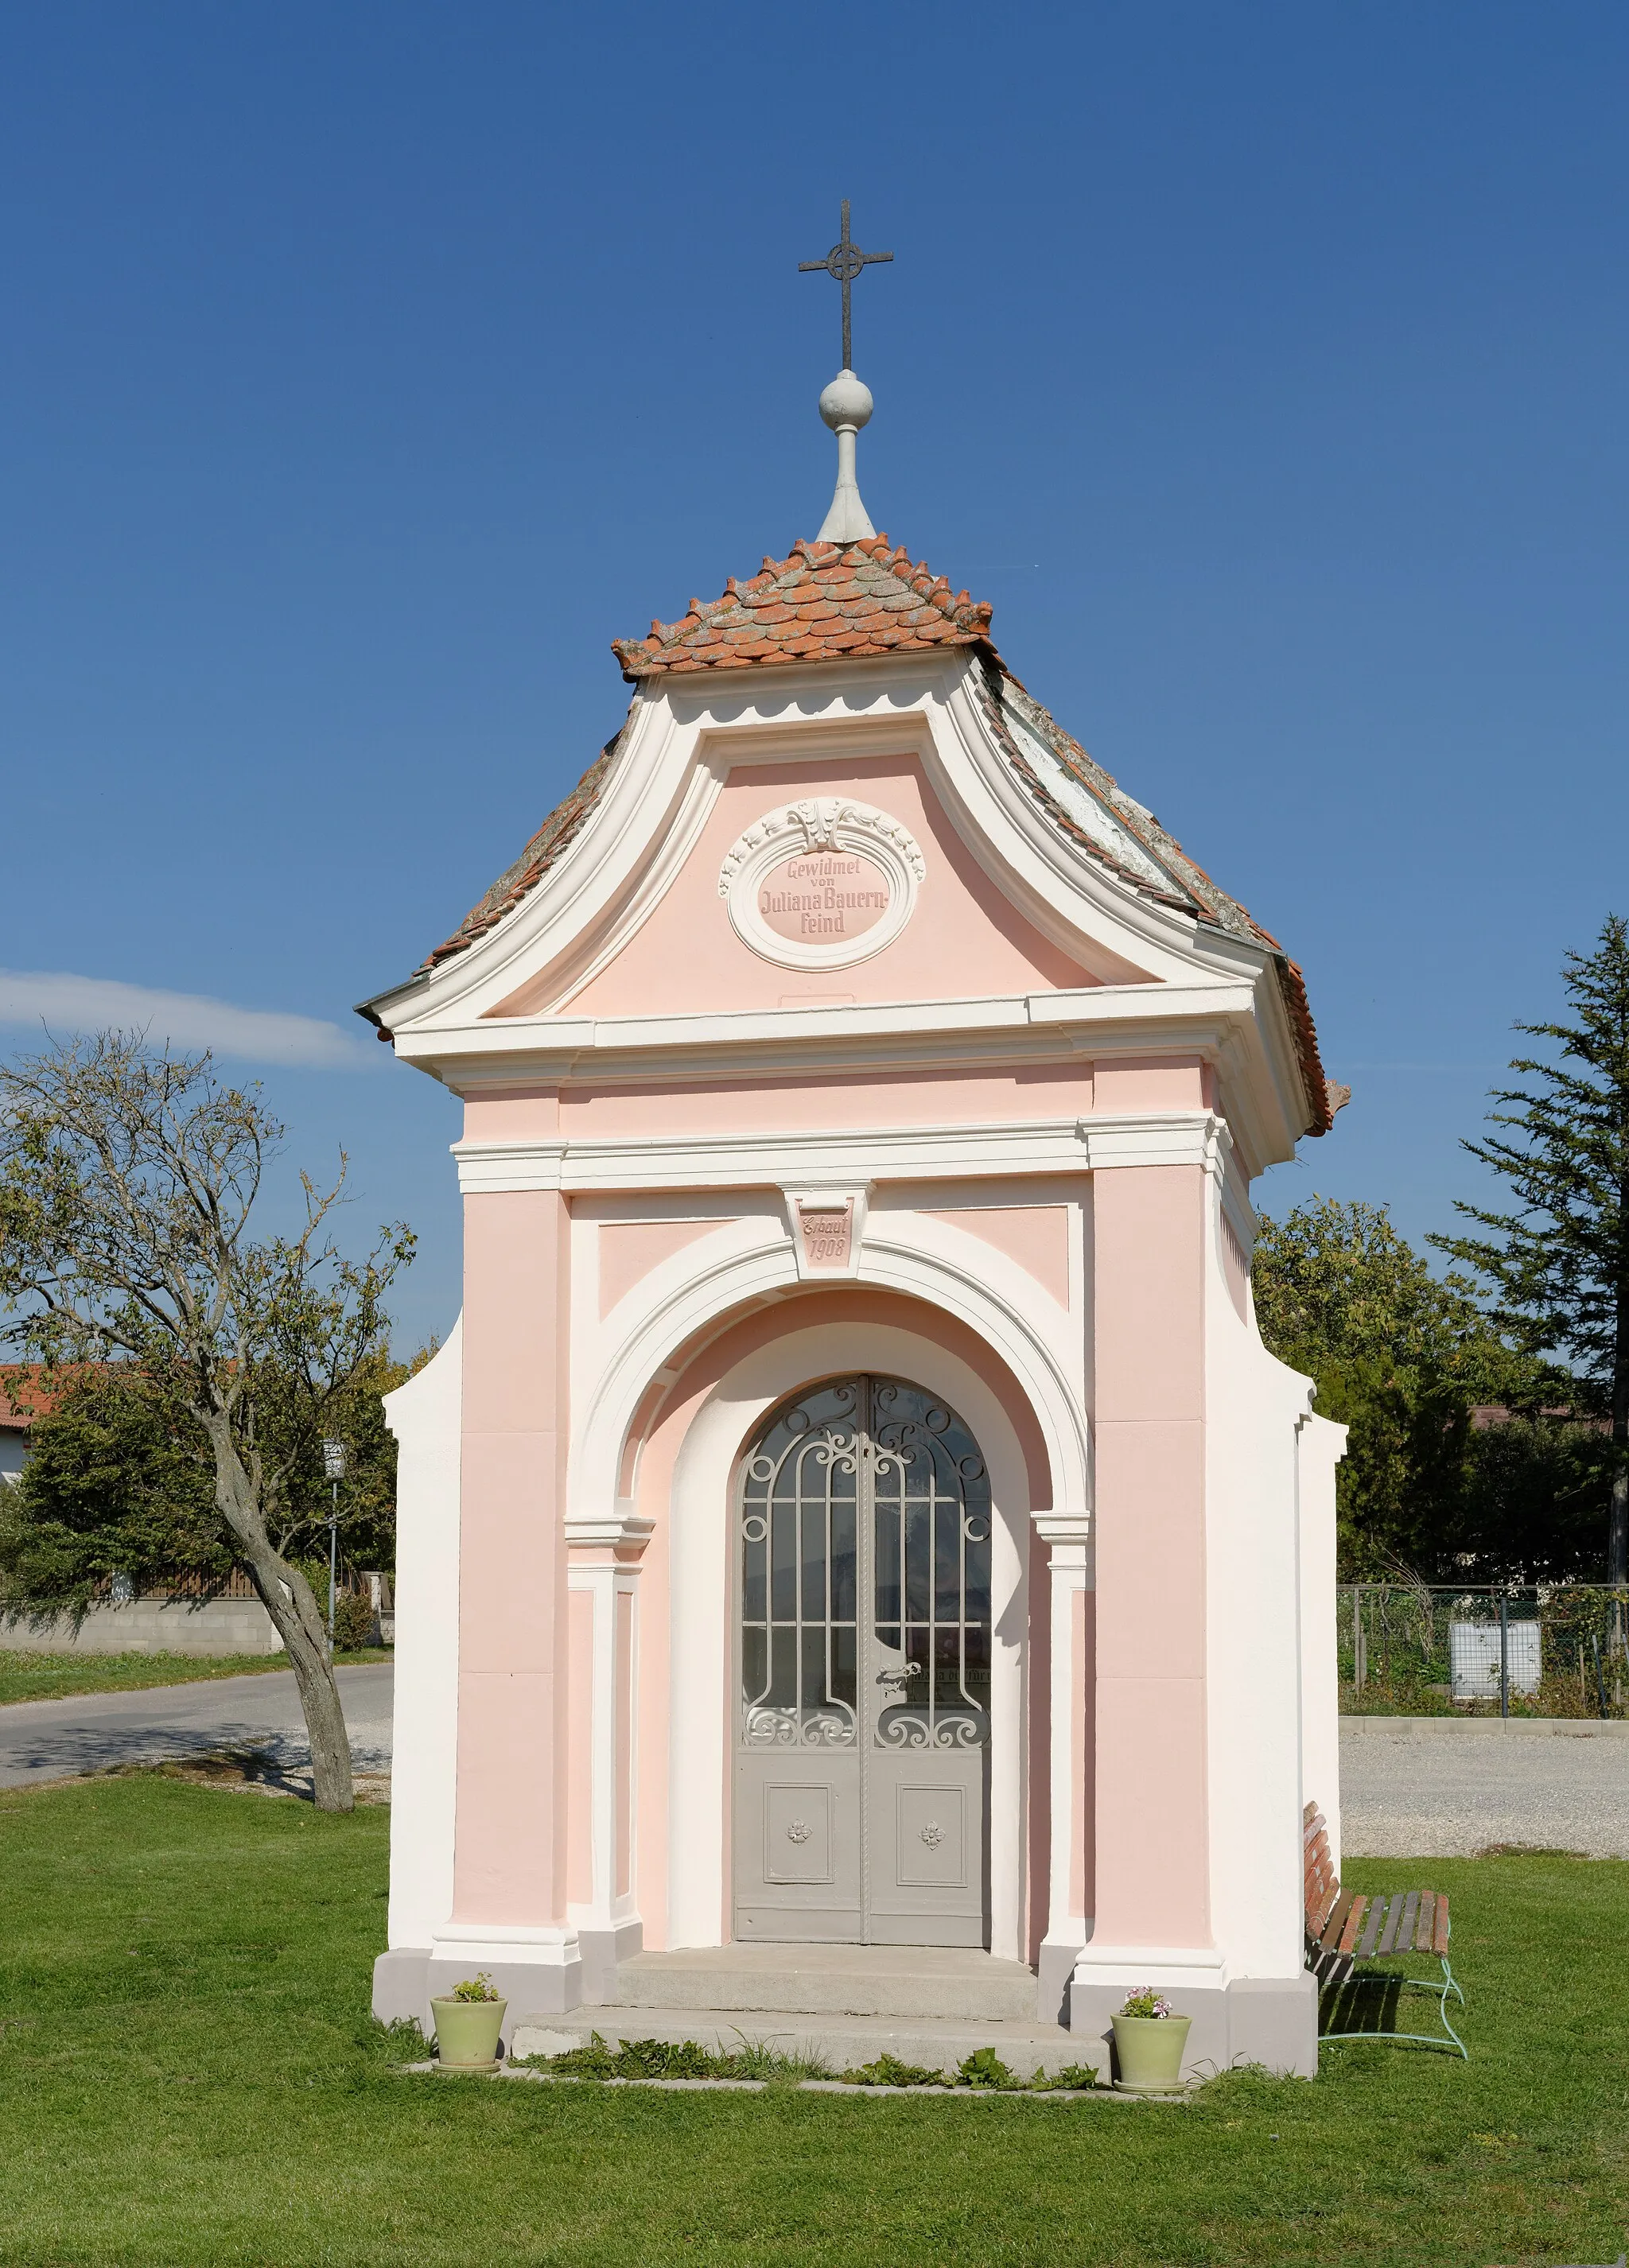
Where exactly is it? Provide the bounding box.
[2,2,1625,1353]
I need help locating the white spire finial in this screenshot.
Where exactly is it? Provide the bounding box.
[817,370,876,541]
[798,203,892,545]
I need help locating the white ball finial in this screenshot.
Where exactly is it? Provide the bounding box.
[819,370,874,433]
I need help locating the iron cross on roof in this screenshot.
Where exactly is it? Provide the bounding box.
[799,200,892,374]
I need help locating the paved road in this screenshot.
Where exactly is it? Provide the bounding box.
[6,1679,1623,1855]
[0,1664,393,1790]
[1341,1721,1629,1858]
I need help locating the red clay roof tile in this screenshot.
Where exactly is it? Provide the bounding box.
[610,535,996,682]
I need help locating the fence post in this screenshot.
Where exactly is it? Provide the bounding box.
[1499,1592,1510,1720]
[1352,1588,1364,1695]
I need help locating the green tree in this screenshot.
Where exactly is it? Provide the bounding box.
[0,1369,225,1611]
[0,1034,413,1811]
[1431,915,1629,1588]
[1254,1195,1553,1576]
[0,1350,410,1616]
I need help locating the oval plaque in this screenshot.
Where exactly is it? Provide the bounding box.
[718,798,925,971]
[756,850,892,947]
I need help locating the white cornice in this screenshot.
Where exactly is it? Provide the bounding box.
[396,979,1257,1075]
[452,1109,1227,1195]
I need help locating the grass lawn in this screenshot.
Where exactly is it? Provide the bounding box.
[0,1650,391,1707]
[0,1782,1624,2268]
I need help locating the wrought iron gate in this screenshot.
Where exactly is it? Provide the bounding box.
[733,1375,993,1945]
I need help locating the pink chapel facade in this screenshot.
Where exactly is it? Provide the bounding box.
[364,533,1347,2080]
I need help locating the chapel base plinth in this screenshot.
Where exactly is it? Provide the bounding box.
[424,1927,585,2026]
[1067,1953,1318,2081]
[371,1947,431,2029]
[576,1918,645,2005]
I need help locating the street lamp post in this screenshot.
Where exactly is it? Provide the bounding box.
[321,1439,347,1652]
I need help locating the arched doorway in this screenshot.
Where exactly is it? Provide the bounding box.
[733,1374,993,1947]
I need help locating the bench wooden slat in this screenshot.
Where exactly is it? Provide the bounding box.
[1413,1893,1436,1953]
[1316,1887,1356,1951]
[1398,1886,1425,1959]
[1372,1893,1400,1955]
[1432,1891,1451,1955]
[1338,1893,1370,1955]
[1356,1895,1388,1958]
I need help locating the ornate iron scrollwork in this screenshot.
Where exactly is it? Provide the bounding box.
[738,1375,991,1757]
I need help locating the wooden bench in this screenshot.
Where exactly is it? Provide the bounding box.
[1304,1800,1466,2057]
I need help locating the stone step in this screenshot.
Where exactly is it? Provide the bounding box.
[511,2005,1091,2083]
[609,1944,1039,2021]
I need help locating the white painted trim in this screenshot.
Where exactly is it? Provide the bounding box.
[568,1228,1091,1539]
[1072,1944,1231,1982]
[566,1562,643,1933]
[429,1922,581,1967]
[381,1322,463,1957]
[397,979,1256,1071]
[455,1111,1227,1196]
[1046,1536,1091,1948]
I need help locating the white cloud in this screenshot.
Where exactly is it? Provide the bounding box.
[0,969,372,1070]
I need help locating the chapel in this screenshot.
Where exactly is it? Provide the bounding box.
[363,232,1345,2082]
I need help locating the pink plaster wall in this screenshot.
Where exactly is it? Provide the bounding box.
[453,1189,571,1926]
[561,1063,1095,1140]
[463,1089,561,1142]
[1091,1056,1208,1114]
[1090,1165,1210,1947]
[597,1219,718,1318]
[923,1204,1072,1308]
[507,755,1106,1019]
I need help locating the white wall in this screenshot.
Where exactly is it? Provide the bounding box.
[1297,1412,1346,1874]
[382,1320,463,1954]
[1202,1162,1332,1984]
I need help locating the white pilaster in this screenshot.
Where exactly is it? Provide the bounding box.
[1035,1513,1092,2021]
[566,1519,647,1997]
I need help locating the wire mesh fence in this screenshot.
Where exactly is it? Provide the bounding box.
[1339,1583,1629,1718]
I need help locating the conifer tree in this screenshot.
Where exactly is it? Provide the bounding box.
[1431,915,1629,1588]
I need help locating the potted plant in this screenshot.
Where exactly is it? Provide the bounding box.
[431,1972,507,2071]
[1110,1989,1192,2095]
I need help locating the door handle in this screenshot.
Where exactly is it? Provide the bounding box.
[876,1663,922,1691]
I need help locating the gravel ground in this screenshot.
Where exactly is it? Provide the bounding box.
[0,1664,393,1791]
[1340,1719,1629,1858]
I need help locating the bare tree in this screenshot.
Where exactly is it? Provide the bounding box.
[0,1033,414,1811]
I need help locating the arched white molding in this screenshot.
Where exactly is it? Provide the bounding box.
[569,1224,1092,1537]
[663,1317,1036,1960]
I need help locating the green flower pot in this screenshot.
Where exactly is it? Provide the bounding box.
[431,1994,507,2070]
[1110,2012,1192,2094]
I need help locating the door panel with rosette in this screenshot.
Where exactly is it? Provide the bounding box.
[734,1376,993,1946]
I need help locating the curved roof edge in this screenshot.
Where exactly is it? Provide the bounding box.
[356,540,1333,1137]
